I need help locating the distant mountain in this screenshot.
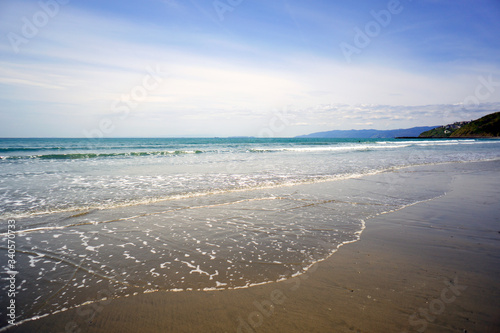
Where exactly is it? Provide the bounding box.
[419,112,500,138]
[297,126,437,139]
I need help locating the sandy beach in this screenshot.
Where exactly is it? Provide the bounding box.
[3,0,500,331]
[7,160,500,333]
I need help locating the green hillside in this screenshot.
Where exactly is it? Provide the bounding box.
[419,112,500,138]
[450,112,500,137]
[419,127,453,138]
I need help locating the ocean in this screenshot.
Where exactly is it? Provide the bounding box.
[1,137,499,327]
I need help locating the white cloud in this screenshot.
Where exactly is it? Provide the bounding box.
[1,4,500,137]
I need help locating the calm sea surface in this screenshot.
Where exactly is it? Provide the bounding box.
[1,137,499,326]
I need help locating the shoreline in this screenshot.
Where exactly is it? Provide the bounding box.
[5,160,500,332]
[3,156,499,224]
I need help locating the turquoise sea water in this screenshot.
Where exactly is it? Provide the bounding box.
[1,137,499,327]
[1,137,499,219]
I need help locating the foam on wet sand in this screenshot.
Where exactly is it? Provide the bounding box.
[5,160,500,332]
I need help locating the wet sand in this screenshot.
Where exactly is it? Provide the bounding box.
[8,160,500,333]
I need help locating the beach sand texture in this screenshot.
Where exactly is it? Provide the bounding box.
[5,160,500,333]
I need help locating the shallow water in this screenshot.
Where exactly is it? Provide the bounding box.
[0,138,499,326]
[1,138,499,219]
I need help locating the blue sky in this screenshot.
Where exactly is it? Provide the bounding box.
[1,0,500,137]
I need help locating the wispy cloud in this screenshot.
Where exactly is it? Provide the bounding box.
[0,0,499,137]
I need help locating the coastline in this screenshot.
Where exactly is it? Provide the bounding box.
[395,136,500,139]
[6,160,500,333]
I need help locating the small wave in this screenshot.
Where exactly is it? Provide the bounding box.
[0,147,65,152]
[0,150,204,160]
[415,141,475,147]
[249,144,410,153]
[0,164,418,222]
[396,139,477,146]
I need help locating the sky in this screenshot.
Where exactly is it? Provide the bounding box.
[1,0,500,138]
